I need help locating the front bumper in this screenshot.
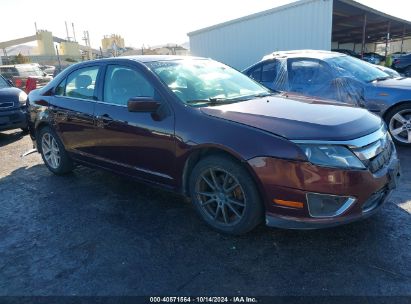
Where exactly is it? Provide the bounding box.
[0,107,28,131]
[248,151,400,230]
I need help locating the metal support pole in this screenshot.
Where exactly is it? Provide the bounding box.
[361,14,367,59]
[385,21,391,59]
[401,24,405,53]
[55,45,62,70]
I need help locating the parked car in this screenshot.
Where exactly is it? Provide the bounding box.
[28,56,400,234]
[39,64,56,77]
[243,50,411,146]
[331,49,360,58]
[0,63,52,91]
[362,52,385,65]
[391,52,408,60]
[0,74,28,132]
[392,53,411,77]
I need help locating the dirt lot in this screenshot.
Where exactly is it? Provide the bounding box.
[0,129,410,296]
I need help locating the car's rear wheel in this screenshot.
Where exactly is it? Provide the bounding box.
[37,126,74,174]
[385,104,411,146]
[189,155,263,234]
[404,66,411,77]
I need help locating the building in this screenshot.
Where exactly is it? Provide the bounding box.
[188,0,411,70]
[101,34,125,51]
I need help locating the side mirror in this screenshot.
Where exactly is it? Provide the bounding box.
[127,97,161,113]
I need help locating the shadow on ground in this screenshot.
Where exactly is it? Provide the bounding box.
[0,130,26,148]
[0,153,410,296]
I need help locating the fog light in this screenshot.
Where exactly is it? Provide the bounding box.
[306,193,355,218]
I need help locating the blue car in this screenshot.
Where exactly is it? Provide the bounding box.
[243,50,411,146]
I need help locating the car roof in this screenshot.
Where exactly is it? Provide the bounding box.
[261,50,345,61]
[77,55,207,65]
[121,55,206,63]
[0,63,39,68]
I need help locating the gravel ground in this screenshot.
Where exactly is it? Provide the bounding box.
[0,129,410,296]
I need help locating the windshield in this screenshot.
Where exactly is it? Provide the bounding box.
[146,59,271,105]
[0,76,10,89]
[325,55,390,83]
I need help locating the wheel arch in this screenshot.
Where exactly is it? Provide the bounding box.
[181,144,264,200]
[382,100,411,122]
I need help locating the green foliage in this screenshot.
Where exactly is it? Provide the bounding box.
[12,53,30,64]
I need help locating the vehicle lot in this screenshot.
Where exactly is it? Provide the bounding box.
[0,130,410,296]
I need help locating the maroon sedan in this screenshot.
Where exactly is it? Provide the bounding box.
[27,56,400,234]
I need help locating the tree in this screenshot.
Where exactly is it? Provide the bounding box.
[12,53,30,64]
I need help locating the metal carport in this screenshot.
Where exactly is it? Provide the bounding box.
[332,0,411,57]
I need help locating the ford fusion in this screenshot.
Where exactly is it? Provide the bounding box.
[28,56,400,234]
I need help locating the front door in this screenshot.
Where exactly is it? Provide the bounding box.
[51,65,101,157]
[93,64,176,186]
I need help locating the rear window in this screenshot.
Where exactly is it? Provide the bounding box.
[16,66,44,77]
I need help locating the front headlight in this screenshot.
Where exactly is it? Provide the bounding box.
[298,144,365,169]
[18,91,28,105]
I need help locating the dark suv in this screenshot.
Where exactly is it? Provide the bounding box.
[0,74,28,132]
[28,56,400,234]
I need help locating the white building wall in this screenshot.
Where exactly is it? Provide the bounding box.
[188,0,333,70]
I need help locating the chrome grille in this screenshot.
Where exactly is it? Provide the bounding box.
[352,132,393,173]
[0,102,14,109]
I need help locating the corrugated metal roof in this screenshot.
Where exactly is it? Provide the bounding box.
[188,0,411,38]
[187,0,311,36]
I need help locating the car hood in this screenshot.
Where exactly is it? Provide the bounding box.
[200,95,382,141]
[373,77,411,89]
[0,87,22,99]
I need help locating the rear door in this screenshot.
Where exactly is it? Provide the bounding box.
[51,65,102,157]
[92,63,176,185]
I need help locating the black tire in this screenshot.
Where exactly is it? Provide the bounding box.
[37,126,74,175]
[385,103,411,147]
[404,66,411,77]
[189,155,263,235]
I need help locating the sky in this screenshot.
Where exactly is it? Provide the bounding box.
[0,0,410,49]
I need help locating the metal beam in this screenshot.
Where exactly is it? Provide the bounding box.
[361,14,367,58]
[0,35,37,49]
[385,21,391,59]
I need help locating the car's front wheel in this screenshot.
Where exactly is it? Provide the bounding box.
[189,155,263,234]
[37,126,74,174]
[386,104,411,146]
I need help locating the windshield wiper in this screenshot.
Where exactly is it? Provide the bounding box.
[252,92,279,98]
[369,76,391,82]
[186,97,230,105]
[186,92,278,105]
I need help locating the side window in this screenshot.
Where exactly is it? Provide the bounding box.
[248,65,262,81]
[55,78,66,96]
[103,65,155,106]
[288,59,332,86]
[261,61,278,83]
[64,66,99,100]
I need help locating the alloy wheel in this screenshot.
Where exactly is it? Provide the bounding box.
[41,133,61,169]
[389,109,411,144]
[195,167,246,226]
